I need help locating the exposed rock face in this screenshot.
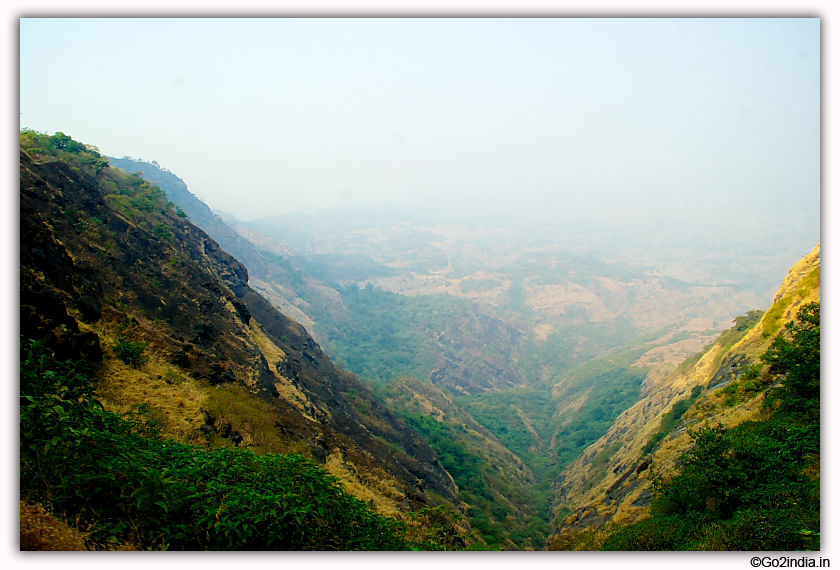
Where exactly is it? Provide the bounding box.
[20,148,456,508]
[119,158,532,399]
[429,308,526,395]
[20,152,105,363]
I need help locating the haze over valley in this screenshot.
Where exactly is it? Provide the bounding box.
[18,17,821,553]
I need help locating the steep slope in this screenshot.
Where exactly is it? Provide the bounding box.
[546,244,820,548]
[100,158,807,550]
[106,158,339,343]
[376,376,548,549]
[107,157,273,281]
[20,133,456,519]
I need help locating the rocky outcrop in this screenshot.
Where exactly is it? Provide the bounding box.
[107,157,273,281]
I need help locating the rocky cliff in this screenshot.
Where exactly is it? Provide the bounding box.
[20,140,456,517]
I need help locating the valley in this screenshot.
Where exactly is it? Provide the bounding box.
[20,137,820,551]
[114,158,817,549]
[18,17,822,554]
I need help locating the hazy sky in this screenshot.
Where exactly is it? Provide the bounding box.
[19,18,819,223]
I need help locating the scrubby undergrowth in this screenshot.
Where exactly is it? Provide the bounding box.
[20,339,419,550]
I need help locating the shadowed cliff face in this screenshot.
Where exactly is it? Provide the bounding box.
[112,158,532,399]
[19,147,456,507]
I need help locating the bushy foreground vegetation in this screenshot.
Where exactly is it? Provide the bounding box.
[20,339,420,550]
[603,303,820,551]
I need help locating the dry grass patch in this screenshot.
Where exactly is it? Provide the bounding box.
[20,501,88,551]
[547,522,620,551]
[95,354,207,445]
[202,383,311,457]
[324,450,406,518]
[247,319,315,417]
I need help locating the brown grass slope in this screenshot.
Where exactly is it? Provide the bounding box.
[547,244,820,545]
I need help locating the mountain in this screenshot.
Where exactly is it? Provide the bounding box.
[110,157,807,550]
[375,376,548,549]
[20,132,458,549]
[546,244,820,550]
[101,157,548,547]
[82,151,819,551]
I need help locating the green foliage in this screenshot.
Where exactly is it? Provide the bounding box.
[152,223,173,242]
[102,170,176,229]
[762,302,820,415]
[307,284,471,384]
[110,336,149,368]
[450,346,645,547]
[20,130,181,235]
[459,387,555,470]
[21,130,109,174]
[604,304,820,551]
[19,339,414,551]
[400,412,493,504]
[550,365,647,467]
[716,309,765,352]
[123,403,165,440]
[256,249,655,548]
[375,379,551,549]
[20,129,58,158]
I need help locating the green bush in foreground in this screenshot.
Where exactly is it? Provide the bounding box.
[20,339,412,550]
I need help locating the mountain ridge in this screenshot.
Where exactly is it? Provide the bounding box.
[20,135,456,523]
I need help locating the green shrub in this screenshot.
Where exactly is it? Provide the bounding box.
[603,514,702,550]
[152,223,173,242]
[110,337,149,368]
[762,302,820,414]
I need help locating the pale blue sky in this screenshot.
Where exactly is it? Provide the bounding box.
[20,18,819,224]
